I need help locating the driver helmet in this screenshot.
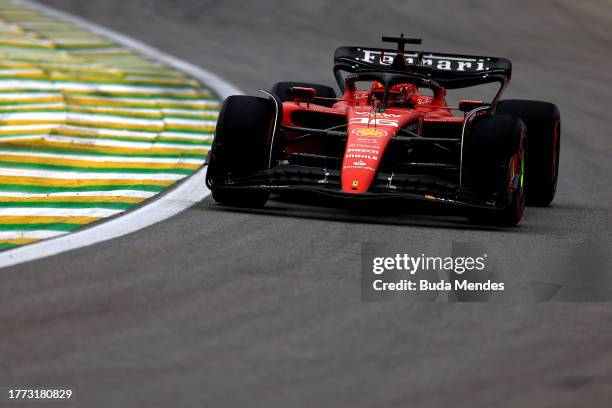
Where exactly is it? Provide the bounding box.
[370,82,417,107]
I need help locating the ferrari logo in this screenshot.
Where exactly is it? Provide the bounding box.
[352,180,359,187]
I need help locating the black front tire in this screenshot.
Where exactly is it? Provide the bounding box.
[463,114,528,226]
[206,95,273,207]
[496,100,560,206]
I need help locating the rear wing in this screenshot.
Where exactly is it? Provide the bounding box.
[334,46,511,92]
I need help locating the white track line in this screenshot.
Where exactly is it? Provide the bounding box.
[0,151,205,164]
[0,167,187,180]
[0,0,242,268]
[0,230,67,240]
[0,190,157,198]
[0,208,122,217]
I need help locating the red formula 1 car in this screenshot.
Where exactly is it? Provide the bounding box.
[206,36,560,226]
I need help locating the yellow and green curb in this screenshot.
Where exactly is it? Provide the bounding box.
[0,1,220,250]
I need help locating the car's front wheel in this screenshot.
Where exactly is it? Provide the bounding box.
[463,114,528,226]
[496,99,560,206]
[205,95,274,207]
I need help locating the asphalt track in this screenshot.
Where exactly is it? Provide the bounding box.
[2,1,612,407]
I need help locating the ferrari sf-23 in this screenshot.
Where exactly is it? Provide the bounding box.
[206,35,561,226]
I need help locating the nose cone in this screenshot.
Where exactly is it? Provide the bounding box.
[341,108,419,194]
[341,126,391,194]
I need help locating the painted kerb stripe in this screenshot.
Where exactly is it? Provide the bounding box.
[0,0,241,267]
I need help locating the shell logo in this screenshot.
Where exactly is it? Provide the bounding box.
[352,128,387,137]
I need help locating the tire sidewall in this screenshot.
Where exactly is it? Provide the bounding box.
[206,95,275,186]
[496,99,560,206]
[464,114,527,226]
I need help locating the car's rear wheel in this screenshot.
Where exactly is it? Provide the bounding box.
[496,100,560,206]
[205,95,273,207]
[463,114,527,226]
[271,82,337,107]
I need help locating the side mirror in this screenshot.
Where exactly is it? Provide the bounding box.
[458,99,485,112]
[287,86,317,100]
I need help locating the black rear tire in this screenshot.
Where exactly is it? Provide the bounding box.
[496,100,560,206]
[206,95,273,207]
[271,82,337,107]
[463,114,527,226]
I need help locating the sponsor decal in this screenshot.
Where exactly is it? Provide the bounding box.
[358,50,489,72]
[352,127,387,137]
[350,117,399,127]
[355,137,380,144]
[346,154,378,160]
[424,117,455,122]
[343,165,376,171]
[349,144,376,148]
[301,106,338,113]
[347,148,380,154]
[353,160,367,166]
[353,111,402,118]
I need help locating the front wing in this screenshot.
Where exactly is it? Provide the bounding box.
[207,164,506,211]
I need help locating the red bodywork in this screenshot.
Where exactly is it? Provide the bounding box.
[280,84,464,194]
